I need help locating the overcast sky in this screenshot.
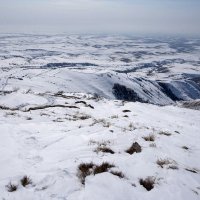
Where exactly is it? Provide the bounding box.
[0,0,199,35]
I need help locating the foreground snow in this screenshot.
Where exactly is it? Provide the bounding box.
[0,91,199,200]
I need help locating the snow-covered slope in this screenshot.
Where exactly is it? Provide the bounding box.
[0,34,200,105]
[0,34,200,200]
[0,91,199,200]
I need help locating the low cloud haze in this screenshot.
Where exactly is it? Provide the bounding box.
[0,0,199,35]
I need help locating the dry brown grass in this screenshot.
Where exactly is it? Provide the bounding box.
[182,146,189,150]
[110,171,125,179]
[185,168,198,174]
[93,162,115,175]
[143,134,155,142]
[139,177,155,191]
[95,146,115,154]
[6,182,18,192]
[156,159,171,168]
[20,176,32,187]
[77,162,115,184]
[77,162,95,184]
[159,131,172,136]
[123,110,131,113]
[156,158,178,170]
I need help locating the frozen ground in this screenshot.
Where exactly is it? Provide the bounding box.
[0,34,200,200]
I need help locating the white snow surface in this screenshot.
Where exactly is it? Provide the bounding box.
[0,34,200,200]
[0,91,200,200]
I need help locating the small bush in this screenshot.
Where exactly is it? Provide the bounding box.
[156,159,171,168]
[95,146,115,154]
[182,146,189,150]
[123,110,131,113]
[168,165,179,170]
[20,176,32,187]
[93,162,115,175]
[159,131,171,136]
[110,171,125,178]
[139,177,155,191]
[6,182,18,192]
[93,119,111,127]
[88,140,111,146]
[26,117,32,120]
[157,159,178,170]
[77,162,115,184]
[78,162,95,184]
[185,168,198,174]
[143,134,155,142]
[126,142,142,154]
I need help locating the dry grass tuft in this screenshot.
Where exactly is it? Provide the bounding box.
[157,159,178,170]
[110,171,125,179]
[185,168,198,174]
[20,176,32,187]
[143,134,155,142]
[168,165,179,170]
[159,131,172,136]
[91,119,111,127]
[139,177,155,191]
[93,162,115,175]
[95,146,115,154]
[182,146,189,150]
[77,162,115,184]
[6,182,18,192]
[156,159,171,168]
[88,140,111,146]
[123,110,131,113]
[77,162,95,184]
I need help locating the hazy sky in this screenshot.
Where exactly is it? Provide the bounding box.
[0,0,200,35]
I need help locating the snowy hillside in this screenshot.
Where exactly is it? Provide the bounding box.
[0,91,200,200]
[0,34,200,105]
[0,34,200,200]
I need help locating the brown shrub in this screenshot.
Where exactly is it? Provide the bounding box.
[95,146,115,154]
[156,159,171,168]
[93,162,115,175]
[139,177,155,191]
[6,182,18,192]
[77,162,95,184]
[110,171,125,179]
[20,176,32,187]
[77,162,115,184]
[159,131,171,136]
[143,134,155,142]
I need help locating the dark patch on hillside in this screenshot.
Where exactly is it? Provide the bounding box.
[41,62,98,69]
[112,83,147,103]
[158,82,182,101]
